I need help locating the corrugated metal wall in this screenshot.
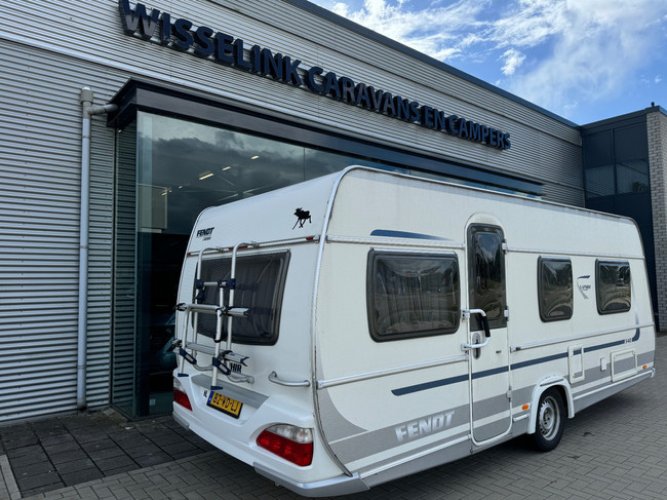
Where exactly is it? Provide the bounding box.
[0,39,126,421]
[0,0,584,421]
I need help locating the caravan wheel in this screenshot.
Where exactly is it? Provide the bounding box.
[533,388,565,452]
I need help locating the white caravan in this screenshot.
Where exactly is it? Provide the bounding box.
[172,167,655,496]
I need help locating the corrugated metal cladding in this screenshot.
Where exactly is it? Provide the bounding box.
[0,39,126,422]
[0,0,584,421]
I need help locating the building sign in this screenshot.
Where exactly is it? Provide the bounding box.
[118,0,511,150]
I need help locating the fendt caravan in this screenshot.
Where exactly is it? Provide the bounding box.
[171,167,655,496]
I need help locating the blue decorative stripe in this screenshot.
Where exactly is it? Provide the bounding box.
[370,229,444,240]
[510,352,567,370]
[473,366,509,379]
[392,374,468,396]
[392,328,641,396]
[585,339,624,353]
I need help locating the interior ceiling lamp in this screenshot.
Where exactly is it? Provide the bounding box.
[199,171,214,181]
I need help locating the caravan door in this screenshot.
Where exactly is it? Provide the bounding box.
[466,224,512,445]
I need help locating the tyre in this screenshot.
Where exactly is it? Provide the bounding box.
[532,388,565,452]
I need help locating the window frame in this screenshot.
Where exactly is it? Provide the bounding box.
[595,259,632,315]
[537,257,573,322]
[366,250,461,342]
[194,250,290,345]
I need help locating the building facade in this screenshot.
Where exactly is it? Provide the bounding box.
[0,0,664,422]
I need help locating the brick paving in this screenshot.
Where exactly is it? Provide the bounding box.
[1,336,664,499]
[0,411,212,498]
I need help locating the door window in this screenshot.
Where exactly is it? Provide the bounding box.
[468,225,507,329]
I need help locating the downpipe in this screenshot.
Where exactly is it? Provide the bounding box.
[77,87,117,412]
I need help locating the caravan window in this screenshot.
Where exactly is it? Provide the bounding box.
[367,252,460,341]
[468,225,507,329]
[596,260,631,314]
[538,258,573,322]
[195,252,289,345]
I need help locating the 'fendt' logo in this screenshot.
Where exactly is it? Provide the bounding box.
[395,411,454,442]
[196,227,214,238]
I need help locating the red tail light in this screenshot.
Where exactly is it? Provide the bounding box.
[257,425,313,466]
[173,388,192,410]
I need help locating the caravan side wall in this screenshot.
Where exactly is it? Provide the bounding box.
[313,168,655,485]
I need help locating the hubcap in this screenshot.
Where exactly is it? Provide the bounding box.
[538,395,560,440]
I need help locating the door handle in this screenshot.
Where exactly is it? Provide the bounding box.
[462,338,490,351]
[462,308,491,337]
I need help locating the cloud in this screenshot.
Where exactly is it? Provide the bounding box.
[505,0,665,115]
[325,0,489,62]
[490,0,566,48]
[501,48,525,76]
[311,0,667,120]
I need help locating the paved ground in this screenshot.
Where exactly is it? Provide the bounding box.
[0,412,213,499]
[1,336,665,499]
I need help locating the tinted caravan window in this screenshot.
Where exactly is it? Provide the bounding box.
[538,258,573,322]
[368,252,460,341]
[468,225,507,329]
[195,252,289,344]
[368,251,461,342]
[596,260,631,314]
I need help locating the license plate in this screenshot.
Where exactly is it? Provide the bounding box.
[207,391,243,418]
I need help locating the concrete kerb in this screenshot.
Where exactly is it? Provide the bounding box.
[0,453,21,500]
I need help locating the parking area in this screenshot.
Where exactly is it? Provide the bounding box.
[3,335,665,500]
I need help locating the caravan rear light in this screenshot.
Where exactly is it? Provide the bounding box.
[257,424,313,466]
[173,388,192,411]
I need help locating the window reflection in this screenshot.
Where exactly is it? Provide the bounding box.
[137,113,409,236]
[538,258,573,321]
[596,261,631,314]
[369,253,460,340]
[468,226,507,329]
[138,114,306,235]
[616,160,649,194]
[305,148,406,180]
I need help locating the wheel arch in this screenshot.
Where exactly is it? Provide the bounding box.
[527,377,575,435]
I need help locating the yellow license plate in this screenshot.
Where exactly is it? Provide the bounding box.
[207,391,243,418]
